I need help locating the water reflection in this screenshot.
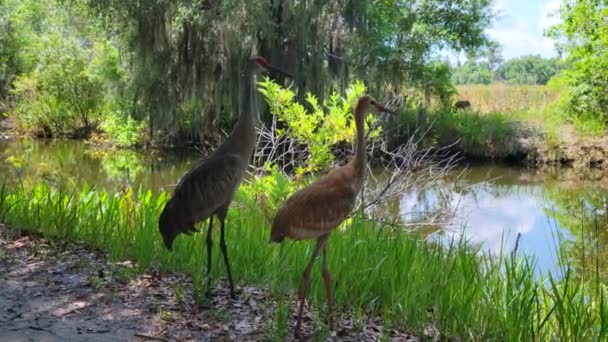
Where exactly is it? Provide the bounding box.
[546,188,608,285]
[390,165,608,278]
[1,138,608,280]
[0,138,195,192]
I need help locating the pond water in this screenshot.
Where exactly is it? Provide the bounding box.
[1,138,607,280]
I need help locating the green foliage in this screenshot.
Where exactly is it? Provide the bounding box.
[2,0,496,142]
[353,0,494,86]
[11,34,108,135]
[83,0,493,140]
[451,42,504,85]
[571,113,606,137]
[0,0,22,99]
[97,149,146,183]
[258,79,381,175]
[0,180,606,339]
[240,165,296,223]
[545,187,608,288]
[453,54,563,86]
[406,107,515,159]
[269,294,289,341]
[549,0,608,127]
[497,55,563,85]
[4,0,135,138]
[438,109,513,152]
[425,62,457,107]
[101,111,144,148]
[451,60,494,85]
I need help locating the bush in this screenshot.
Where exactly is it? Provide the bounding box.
[101,111,144,148]
[496,55,563,85]
[549,0,608,129]
[258,79,382,175]
[7,0,130,137]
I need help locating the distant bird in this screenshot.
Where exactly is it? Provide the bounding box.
[159,56,292,299]
[270,95,394,337]
[454,100,471,110]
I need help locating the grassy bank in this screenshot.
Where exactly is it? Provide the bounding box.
[396,84,607,166]
[4,80,607,168]
[0,181,606,340]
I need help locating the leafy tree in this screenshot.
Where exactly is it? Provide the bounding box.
[2,0,495,142]
[548,0,608,123]
[452,53,563,86]
[425,62,457,107]
[484,41,504,72]
[451,60,494,85]
[84,0,493,141]
[7,0,132,139]
[497,55,562,85]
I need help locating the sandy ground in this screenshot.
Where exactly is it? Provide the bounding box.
[0,225,420,341]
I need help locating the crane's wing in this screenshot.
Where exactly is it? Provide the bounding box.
[272,171,358,240]
[171,152,246,222]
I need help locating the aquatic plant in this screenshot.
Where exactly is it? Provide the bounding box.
[0,181,605,340]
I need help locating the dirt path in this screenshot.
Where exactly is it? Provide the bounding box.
[0,225,418,341]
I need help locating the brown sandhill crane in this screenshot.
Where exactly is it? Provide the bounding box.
[159,56,291,299]
[270,95,394,337]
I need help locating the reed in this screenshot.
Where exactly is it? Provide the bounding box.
[0,181,605,340]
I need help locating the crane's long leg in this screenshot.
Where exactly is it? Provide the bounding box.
[295,234,329,338]
[322,243,333,329]
[217,207,236,299]
[205,216,214,295]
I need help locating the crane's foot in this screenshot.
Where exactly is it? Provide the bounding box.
[229,286,242,300]
[326,303,334,329]
[327,313,334,330]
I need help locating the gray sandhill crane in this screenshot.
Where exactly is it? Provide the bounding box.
[159,57,291,299]
[270,95,394,337]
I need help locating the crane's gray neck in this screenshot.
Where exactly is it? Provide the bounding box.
[240,63,257,125]
[217,61,258,159]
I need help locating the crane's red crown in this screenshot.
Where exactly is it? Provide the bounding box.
[255,57,271,68]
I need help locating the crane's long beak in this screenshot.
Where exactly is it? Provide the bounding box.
[376,103,396,114]
[266,64,293,79]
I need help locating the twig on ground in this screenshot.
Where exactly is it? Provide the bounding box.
[134,333,169,341]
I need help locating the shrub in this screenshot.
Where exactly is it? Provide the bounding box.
[101,111,144,148]
[7,0,130,137]
[258,79,382,175]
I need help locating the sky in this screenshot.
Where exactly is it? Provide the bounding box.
[487,0,562,60]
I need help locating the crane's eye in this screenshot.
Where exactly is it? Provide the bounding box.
[370,100,376,105]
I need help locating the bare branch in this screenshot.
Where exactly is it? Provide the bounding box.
[247,108,469,232]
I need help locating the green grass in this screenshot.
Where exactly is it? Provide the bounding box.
[401,103,608,163]
[0,181,606,340]
[433,109,514,153]
[401,108,516,158]
[406,82,608,161]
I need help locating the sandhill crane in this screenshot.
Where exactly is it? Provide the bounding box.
[159,56,291,299]
[270,95,394,337]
